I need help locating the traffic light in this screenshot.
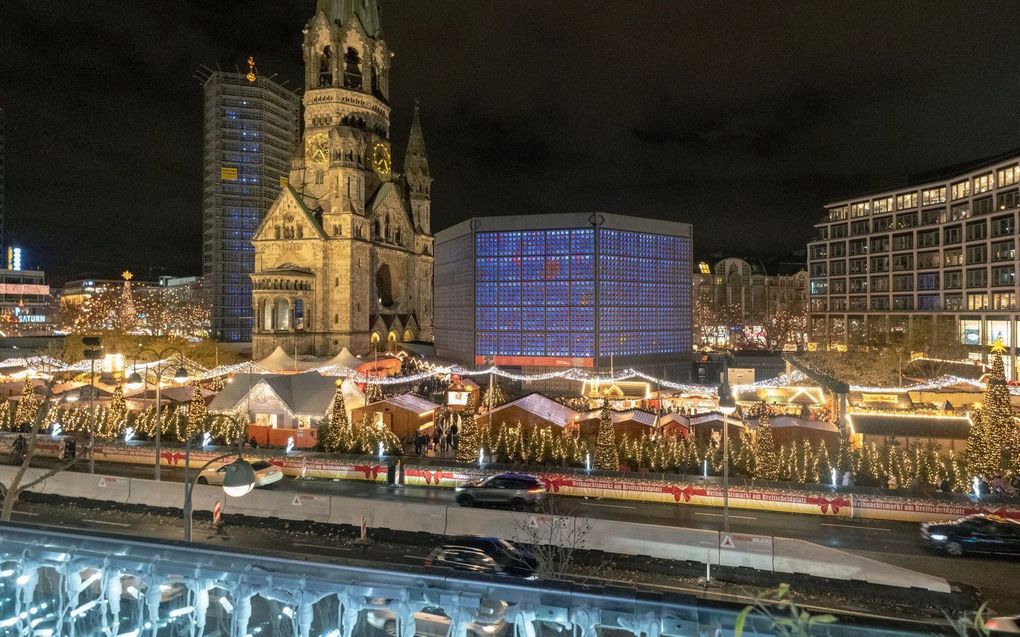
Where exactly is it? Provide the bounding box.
[82,336,102,361]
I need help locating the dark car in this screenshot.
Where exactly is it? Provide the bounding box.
[454,473,545,510]
[424,544,538,579]
[921,514,1020,556]
[444,535,538,574]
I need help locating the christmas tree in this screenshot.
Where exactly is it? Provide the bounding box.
[185,387,207,439]
[319,381,353,452]
[103,385,128,438]
[752,407,780,481]
[594,400,619,470]
[456,407,479,462]
[968,345,1016,476]
[480,378,505,412]
[14,379,39,426]
[365,381,383,403]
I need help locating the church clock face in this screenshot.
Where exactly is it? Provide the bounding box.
[306,134,329,168]
[372,143,391,178]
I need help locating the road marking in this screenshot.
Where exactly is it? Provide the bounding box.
[293,542,350,551]
[403,555,429,560]
[820,522,891,532]
[11,511,39,517]
[583,502,636,509]
[82,519,131,528]
[694,512,757,520]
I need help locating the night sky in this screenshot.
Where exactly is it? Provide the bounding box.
[4,1,1020,282]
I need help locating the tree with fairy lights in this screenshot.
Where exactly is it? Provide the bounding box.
[456,407,479,463]
[594,400,619,470]
[14,379,39,426]
[102,385,128,438]
[968,341,1015,476]
[185,387,207,439]
[319,381,353,452]
[748,401,779,481]
[480,378,505,412]
[365,380,383,403]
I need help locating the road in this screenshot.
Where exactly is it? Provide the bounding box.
[17,457,1020,614]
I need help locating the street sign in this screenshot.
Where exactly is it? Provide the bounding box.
[720,533,735,549]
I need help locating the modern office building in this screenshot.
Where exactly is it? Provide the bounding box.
[200,67,300,343]
[0,268,50,335]
[435,213,693,376]
[807,150,1020,375]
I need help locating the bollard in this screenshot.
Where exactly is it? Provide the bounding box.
[355,514,372,546]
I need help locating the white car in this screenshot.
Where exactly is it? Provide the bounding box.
[197,460,283,488]
[364,599,509,637]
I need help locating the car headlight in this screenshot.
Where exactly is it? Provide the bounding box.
[524,575,538,581]
[929,534,948,541]
[454,487,464,492]
[482,625,500,633]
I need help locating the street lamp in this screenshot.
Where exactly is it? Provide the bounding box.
[127,346,189,481]
[717,358,737,536]
[182,422,255,541]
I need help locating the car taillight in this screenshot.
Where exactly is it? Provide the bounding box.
[527,488,543,494]
[423,557,433,567]
[985,619,999,630]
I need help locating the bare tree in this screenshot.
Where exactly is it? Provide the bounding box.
[511,500,601,580]
[0,380,81,521]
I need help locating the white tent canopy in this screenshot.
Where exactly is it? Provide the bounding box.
[322,347,362,370]
[256,346,322,373]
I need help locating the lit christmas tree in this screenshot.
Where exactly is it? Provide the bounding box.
[968,344,1014,476]
[365,380,383,403]
[14,379,39,426]
[594,400,619,470]
[480,378,505,411]
[117,271,139,332]
[456,406,479,463]
[185,387,207,439]
[103,385,128,438]
[319,381,352,452]
[752,409,780,480]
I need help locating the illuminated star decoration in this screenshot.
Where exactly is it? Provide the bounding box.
[121,271,133,281]
[246,56,257,83]
[990,338,1008,355]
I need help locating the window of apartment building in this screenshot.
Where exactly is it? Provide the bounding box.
[830,278,847,294]
[992,240,1015,261]
[870,296,890,311]
[873,216,893,232]
[848,258,866,274]
[951,180,971,200]
[816,227,829,241]
[849,297,866,311]
[870,256,889,272]
[829,241,847,257]
[848,239,867,256]
[829,206,848,221]
[966,220,987,241]
[943,293,962,310]
[892,274,913,291]
[992,265,1016,286]
[810,244,828,259]
[973,196,994,216]
[997,189,1020,211]
[831,223,848,238]
[917,272,939,290]
[849,277,868,293]
[892,295,914,311]
[966,267,987,287]
[949,203,971,221]
[870,236,889,252]
[810,279,828,295]
[917,229,939,247]
[830,298,847,311]
[850,202,870,218]
[870,275,890,292]
[810,262,827,277]
[966,244,987,264]
[974,172,994,194]
[921,207,945,225]
[831,260,847,276]
[850,220,870,235]
[811,317,827,338]
[918,294,940,311]
[944,225,962,244]
[991,214,1015,237]
[917,251,940,269]
[873,197,893,214]
[922,186,947,206]
[943,248,963,266]
[895,211,918,229]
[892,233,913,251]
[993,291,1016,310]
[892,254,913,271]
[998,165,1020,187]
[944,270,962,289]
[896,192,918,210]
[810,298,827,312]
[967,293,990,311]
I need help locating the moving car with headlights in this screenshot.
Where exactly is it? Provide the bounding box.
[424,540,538,579]
[920,514,1020,556]
[197,460,283,488]
[454,473,545,510]
[364,599,509,637]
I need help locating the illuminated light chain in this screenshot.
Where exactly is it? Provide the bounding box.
[0,356,70,371]
[195,361,275,380]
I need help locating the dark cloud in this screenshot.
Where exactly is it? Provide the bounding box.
[3,0,1020,281]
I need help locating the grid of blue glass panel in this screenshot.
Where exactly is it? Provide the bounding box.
[475,227,691,361]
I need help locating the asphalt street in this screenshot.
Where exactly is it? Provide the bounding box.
[17,457,1020,614]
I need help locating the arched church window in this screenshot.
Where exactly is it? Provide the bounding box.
[319,46,333,87]
[376,264,396,309]
[344,47,363,89]
[294,299,305,330]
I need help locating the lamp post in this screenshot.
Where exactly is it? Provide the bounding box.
[717,355,737,535]
[126,347,189,481]
[82,336,102,474]
[182,423,255,542]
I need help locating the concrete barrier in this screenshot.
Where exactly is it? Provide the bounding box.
[40,472,130,504]
[225,487,331,522]
[126,478,184,509]
[586,518,722,564]
[772,537,950,593]
[717,532,774,571]
[0,466,51,495]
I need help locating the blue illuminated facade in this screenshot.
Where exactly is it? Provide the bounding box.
[436,214,692,371]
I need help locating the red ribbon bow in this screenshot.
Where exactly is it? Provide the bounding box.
[160,451,185,466]
[807,495,849,514]
[540,475,571,493]
[354,464,382,480]
[423,470,451,485]
[665,484,708,502]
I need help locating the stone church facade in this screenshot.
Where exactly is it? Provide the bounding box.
[252,0,434,358]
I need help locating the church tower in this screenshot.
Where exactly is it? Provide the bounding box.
[250,0,434,358]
